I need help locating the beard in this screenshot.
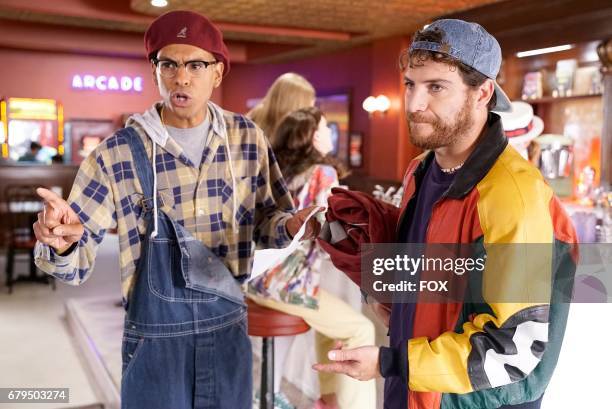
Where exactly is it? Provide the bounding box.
[407,99,474,150]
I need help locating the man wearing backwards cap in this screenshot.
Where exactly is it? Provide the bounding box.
[315,19,577,409]
[32,10,320,409]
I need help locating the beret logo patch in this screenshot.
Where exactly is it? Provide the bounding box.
[177,27,187,38]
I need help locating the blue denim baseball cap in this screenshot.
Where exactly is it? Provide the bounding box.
[408,19,512,112]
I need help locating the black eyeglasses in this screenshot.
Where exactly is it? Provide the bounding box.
[152,58,218,78]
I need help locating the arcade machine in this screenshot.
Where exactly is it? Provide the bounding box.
[0,97,63,163]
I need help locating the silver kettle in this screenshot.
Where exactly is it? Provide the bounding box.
[536,134,574,179]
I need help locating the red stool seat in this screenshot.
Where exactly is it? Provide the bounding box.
[246,298,310,337]
[246,298,311,409]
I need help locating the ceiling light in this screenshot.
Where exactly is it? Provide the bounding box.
[151,0,168,7]
[516,44,573,58]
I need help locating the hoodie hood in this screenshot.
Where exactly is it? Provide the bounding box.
[126,103,169,147]
[126,101,229,147]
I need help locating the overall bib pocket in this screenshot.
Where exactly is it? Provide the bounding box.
[147,238,219,303]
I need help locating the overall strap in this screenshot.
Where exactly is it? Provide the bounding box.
[117,127,155,205]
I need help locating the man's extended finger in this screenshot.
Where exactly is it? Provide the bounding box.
[312,362,353,375]
[36,187,64,207]
[328,348,357,362]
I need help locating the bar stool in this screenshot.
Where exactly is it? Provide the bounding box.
[246,298,310,409]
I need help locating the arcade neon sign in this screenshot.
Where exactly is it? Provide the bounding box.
[71,74,143,93]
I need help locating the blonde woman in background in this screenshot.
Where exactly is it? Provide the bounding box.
[247,72,316,146]
[248,106,376,409]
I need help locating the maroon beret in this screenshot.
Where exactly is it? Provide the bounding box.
[144,10,230,76]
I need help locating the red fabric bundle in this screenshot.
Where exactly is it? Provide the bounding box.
[317,187,400,286]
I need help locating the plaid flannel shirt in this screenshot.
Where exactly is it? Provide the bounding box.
[35,102,295,302]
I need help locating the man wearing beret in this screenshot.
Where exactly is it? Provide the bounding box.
[315,19,576,409]
[33,10,319,409]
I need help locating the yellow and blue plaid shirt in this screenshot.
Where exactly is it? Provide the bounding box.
[35,103,295,302]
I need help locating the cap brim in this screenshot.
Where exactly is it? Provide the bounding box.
[492,81,513,113]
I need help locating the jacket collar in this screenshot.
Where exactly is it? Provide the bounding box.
[411,112,508,199]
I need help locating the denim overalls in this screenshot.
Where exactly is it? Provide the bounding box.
[119,127,252,409]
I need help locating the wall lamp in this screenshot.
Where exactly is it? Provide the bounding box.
[362,95,390,115]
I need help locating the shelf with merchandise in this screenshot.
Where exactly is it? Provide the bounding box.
[521,93,602,104]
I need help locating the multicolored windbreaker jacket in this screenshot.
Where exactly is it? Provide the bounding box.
[382,113,578,408]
